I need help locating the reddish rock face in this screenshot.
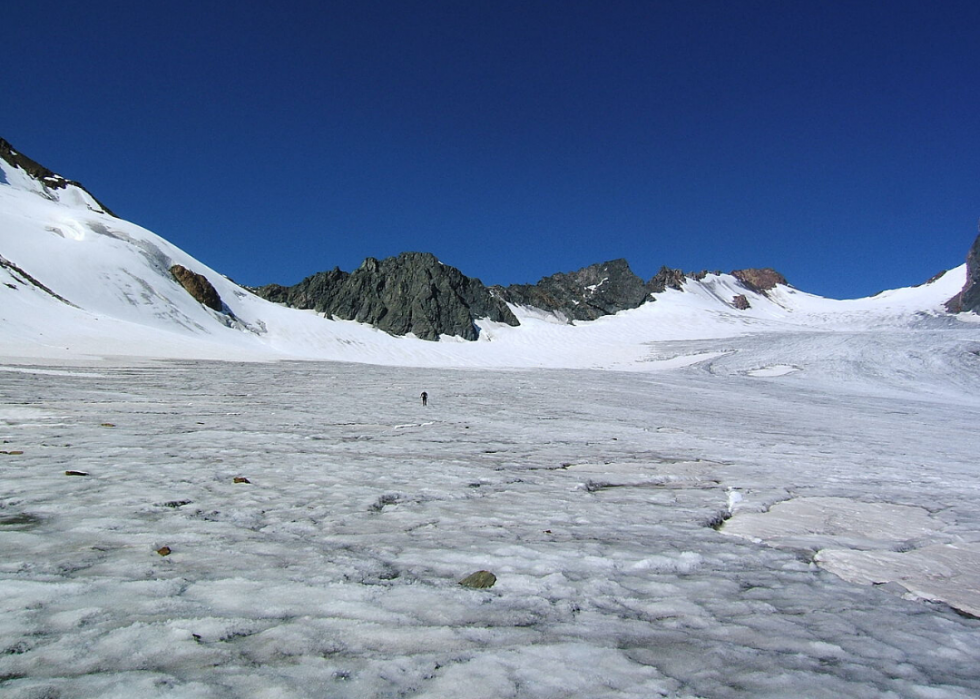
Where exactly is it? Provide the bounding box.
[731,268,788,294]
[647,266,688,293]
[170,265,223,312]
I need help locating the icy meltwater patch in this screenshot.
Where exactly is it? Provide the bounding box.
[563,460,723,489]
[723,497,980,616]
[816,542,980,618]
[722,496,944,548]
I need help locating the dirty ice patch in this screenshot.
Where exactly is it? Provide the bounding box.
[562,460,723,489]
[815,542,980,617]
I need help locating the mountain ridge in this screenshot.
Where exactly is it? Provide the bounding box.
[0,136,976,364]
[252,254,805,340]
[0,138,116,217]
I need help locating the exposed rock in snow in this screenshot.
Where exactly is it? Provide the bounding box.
[731,267,788,295]
[458,570,497,589]
[170,265,223,312]
[646,265,688,293]
[0,137,115,216]
[495,258,651,322]
[731,293,751,310]
[254,252,518,341]
[945,230,980,313]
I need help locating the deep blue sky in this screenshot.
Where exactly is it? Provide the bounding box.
[5,1,979,298]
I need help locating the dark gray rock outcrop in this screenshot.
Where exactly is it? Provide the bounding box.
[494,259,650,322]
[945,231,980,313]
[257,267,350,309]
[0,138,116,216]
[254,252,518,341]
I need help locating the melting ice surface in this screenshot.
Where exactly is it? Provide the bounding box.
[1,340,979,698]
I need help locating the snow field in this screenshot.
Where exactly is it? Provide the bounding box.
[2,155,974,373]
[1,357,979,698]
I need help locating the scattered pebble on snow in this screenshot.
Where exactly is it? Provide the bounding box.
[458,570,497,589]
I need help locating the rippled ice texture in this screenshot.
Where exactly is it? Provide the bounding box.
[1,352,979,698]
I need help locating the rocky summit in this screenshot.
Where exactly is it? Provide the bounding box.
[255,257,798,339]
[0,138,116,216]
[494,259,651,322]
[254,252,518,341]
[731,268,788,295]
[647,266,688,293]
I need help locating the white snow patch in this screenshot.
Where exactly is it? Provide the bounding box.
[746,364,800,377]
[722,496,943,548]
[722,497,980,616]
[816,543,980,617]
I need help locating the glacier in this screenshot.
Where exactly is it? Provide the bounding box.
[1,145,979,697]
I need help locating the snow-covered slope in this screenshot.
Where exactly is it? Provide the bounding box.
[0,148,974,372]
[3,148,980,697]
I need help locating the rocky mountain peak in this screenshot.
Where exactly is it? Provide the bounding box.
[731,268,788,295]
[253,252,518,341]
[0,138,67,188]
[647,266,688,293]
[0,138,116,216]
[494,258,651,322]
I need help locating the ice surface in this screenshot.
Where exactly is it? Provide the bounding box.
[2,137,980,696]
[1,355,979,697]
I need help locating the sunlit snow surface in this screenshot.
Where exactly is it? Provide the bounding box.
[2,343,980,698]
[3,154,980,696]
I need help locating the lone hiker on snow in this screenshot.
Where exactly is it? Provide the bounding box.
[420,391,428,406]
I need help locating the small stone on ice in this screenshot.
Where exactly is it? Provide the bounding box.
[458,570,496,589]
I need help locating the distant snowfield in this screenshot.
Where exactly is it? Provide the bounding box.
[2,154,980,696]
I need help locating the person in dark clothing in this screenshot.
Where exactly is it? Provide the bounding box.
[420,391,428,406]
